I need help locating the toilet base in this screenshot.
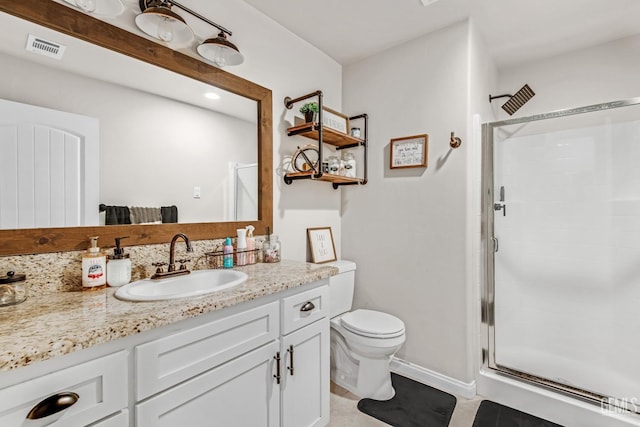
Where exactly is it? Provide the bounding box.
[330,331,396,400]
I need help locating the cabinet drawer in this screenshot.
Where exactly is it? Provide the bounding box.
[136,301,279,400]
[0,351,127,426]
[281,285,328,335]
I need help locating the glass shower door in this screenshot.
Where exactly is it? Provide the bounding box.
[487,99,640,405]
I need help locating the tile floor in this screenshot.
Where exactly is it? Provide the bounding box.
[328,381,485,427]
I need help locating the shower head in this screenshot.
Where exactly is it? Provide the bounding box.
[489,84,535,115]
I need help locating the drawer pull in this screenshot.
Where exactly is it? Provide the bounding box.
[26,392,79,419]
[300,301,315,312]
[273,352,281,384]
[287,345,294,376]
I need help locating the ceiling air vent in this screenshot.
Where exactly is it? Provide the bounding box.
[25,34,66,60]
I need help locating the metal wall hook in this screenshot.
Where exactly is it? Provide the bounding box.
[450,131,462,149]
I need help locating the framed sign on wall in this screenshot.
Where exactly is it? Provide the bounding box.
[307,227,337,264]
[390,134,428,169]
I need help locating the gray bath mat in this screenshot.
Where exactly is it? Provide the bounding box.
[357,373,457,427]
[472,400,564,426]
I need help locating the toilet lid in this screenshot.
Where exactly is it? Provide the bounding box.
[340,309,405,338]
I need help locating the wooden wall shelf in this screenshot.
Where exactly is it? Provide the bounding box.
[283,91,368,189]
[287,123,364,149]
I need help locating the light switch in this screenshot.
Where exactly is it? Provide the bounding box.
[193,186,201,199]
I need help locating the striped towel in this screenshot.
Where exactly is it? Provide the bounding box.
[129,206,162,224]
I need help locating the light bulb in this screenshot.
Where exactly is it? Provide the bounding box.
[157,17,174,42]
[75,0,96,13]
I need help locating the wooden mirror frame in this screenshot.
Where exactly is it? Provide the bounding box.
[0,0,273,256]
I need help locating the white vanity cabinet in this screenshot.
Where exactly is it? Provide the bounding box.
[0,279,330,427]
[135,284,330,427]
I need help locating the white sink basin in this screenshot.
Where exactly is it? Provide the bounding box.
[115,269,248,302]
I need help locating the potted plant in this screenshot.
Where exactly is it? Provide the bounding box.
[299,102,320,123]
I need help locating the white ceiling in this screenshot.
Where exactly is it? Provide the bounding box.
[241,0,640,67]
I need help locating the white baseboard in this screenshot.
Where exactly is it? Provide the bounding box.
[390,357,477,399]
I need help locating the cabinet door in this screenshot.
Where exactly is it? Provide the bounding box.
[281,317,329,427]
[136,341,280,427]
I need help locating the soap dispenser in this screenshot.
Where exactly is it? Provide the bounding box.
[82,236,107,290]
[107,236,131,287]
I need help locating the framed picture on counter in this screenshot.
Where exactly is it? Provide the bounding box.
[307,227,337,264]
[390,134,428,169]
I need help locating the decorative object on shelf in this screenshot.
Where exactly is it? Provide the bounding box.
[342,151,357,177]
[135,0,243,67]
[300,102,320,123]
[322,107,349,134]
[307,227,337,264]
[450,131,462,149]
[326,155,340,175]
[390,134,428,169]
[291,144,320,172]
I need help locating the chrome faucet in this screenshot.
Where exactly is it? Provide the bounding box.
[151,233,194,279]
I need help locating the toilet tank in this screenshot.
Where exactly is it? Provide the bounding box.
[328,260,357,318]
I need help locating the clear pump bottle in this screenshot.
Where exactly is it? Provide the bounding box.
[107,236,131,287]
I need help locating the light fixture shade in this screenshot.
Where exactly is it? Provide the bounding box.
[63,0,125,16]
[197,32,244,67]
[135,5,193,44]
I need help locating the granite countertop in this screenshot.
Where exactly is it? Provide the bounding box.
[0,260,337,373]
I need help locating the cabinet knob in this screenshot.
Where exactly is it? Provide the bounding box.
[300,301,315,312]
[26,392,79,419]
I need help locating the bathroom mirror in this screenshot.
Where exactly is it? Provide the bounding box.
[0,1,273,255]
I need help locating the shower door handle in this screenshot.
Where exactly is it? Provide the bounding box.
[492,237,499,253]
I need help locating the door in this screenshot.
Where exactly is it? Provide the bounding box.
[281,318,329,427]
[136,341,280,427]
[486,101,640,403]
[0,98,99,229]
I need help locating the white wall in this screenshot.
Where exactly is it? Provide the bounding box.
[342,20,477,383]
[495,33,640,118]
[207,0,344,260]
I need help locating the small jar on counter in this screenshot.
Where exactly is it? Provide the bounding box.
[0,271,27,306]
[262,235,281,263]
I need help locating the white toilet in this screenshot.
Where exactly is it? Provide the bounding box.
[328,260,406,400]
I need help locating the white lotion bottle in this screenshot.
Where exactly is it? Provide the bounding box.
[236,228,248,266]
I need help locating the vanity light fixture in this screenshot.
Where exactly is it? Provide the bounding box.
[135,1,193,44]
[136,0,244,67]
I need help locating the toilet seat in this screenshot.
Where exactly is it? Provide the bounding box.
[340,309,405,338]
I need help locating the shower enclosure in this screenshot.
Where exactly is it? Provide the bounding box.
[482,98,640,412]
